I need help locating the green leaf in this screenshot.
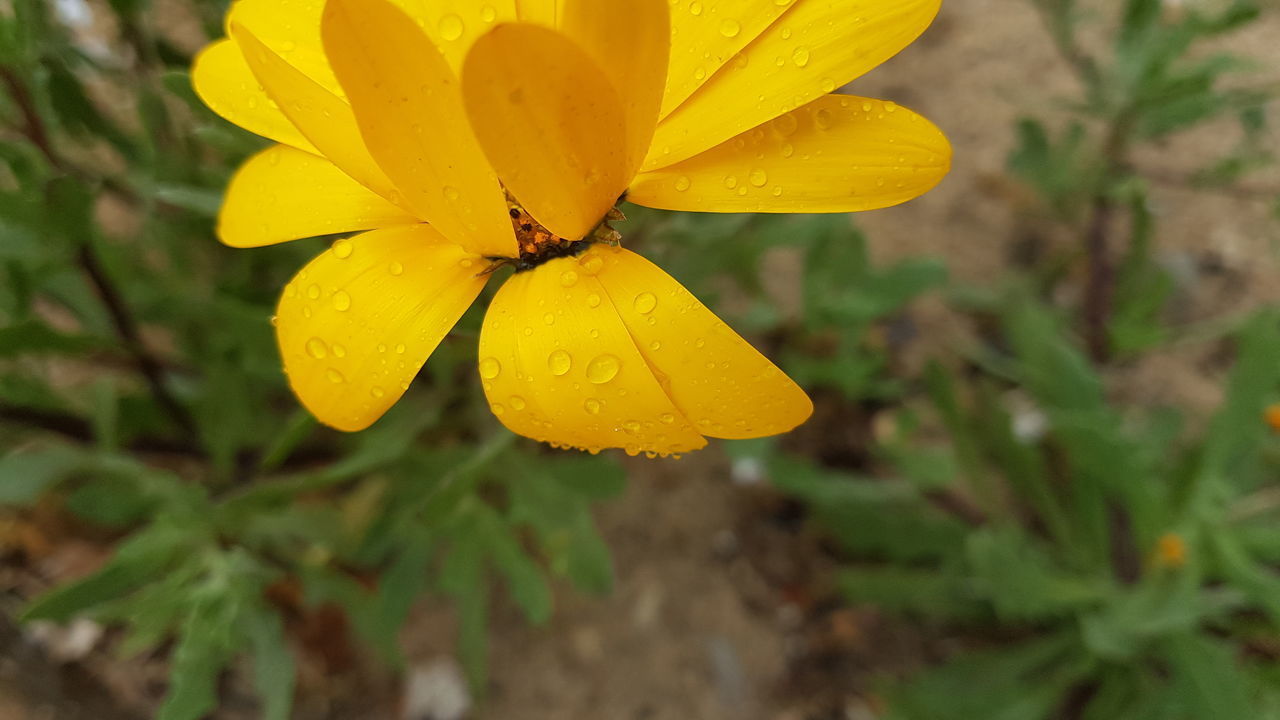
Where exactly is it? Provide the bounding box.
[481,508,553,625]
[23,519,191,622]
[158,592,240,720]
[1161,633,1258,719]
[245,606,296,720]
[0,445,83,506]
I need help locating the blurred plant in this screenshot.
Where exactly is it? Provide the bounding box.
[763,296,1280,719]
[0,1,621,717]
[1011,0,1277,360]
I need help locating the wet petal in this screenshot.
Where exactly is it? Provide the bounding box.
[219,145,418,248]
[231,24,399,202]
[557,0,670,176]
[646,0,941,171]
[630,95,950,213]
[478,256,707,456]
[516,0,559,25]
[322,0,515,257]
[226,0,342,94]
[277,226,490,432]
[661,0,795,119]
[588,245,812,439]
[462,24,629,241]
[228,0,515,77]
[191,39,316,153]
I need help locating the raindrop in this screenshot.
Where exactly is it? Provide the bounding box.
[749,168,769,187]
[479,357,502,379]
[389,261,405,276]
[719,19,741,37]
[306,284,321,300]
[509,396,527,411]
[443,185,461,201]
[438,14,465,41]
[584,398,602,415]
[587,293,602,308]
[332,291,352,312]
[792,46,811,67]
[586,354,621,384]
[306,337,328,359]
[580,255,604,275]
[674,176,692,192]
[371,387,386,399]
[326,368,346,384]
[634,292,658,315]
[548,350,573,376]
[560,270,579,287]
[491,402,506,416]
[332,239,354,259]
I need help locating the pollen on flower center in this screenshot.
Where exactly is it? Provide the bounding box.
[502,197,625,273]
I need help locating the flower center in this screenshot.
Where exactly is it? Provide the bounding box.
[500,197,625,273]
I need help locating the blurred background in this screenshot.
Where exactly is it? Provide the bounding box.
[2,0,1280,718]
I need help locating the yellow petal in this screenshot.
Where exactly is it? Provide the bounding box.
[516,0,559,24]
[226,0,342,95]
[321,0,515,258]
[277,226,489,432]
[478,256,707,456]
[219,145,418,248]
[557,0,669,176]
[661,0,795,119]
[645,0,941,171]
[227,0,514,78]
[462,24,628,241]
[400,0,518,70]
[191,39,317,153]
[630,95,950,213]
[231,24,399,202]
[588,245,812,439]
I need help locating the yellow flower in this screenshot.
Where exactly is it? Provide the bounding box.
[192,0,951,456]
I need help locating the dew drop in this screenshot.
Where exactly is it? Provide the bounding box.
[560,270,580,287]
[509,395,527,411]
[371,387,386,399]
[332,291,352,312]
[395,344,406,354]
[326,368,346,384]
[332,344,347,358]
[479,357,502,379]
[814,108,834,130]
[719,19,741,37]
[543,312,556,325]
[660,413,676,425]
[548,349,573,376]
[792,46,811,67]
[306,338,328,360]
[749,168,769,187]
[331,239,354,259]
[306,284,321,300]
[633,292,658,315]
[480,4,496,22]
[438,14,465,41]
[674,176,692,192]
[586,354,621,384]
[491,402,506,416]
[586,293,602,308]
[389,261,405,276]
[688,1,703,16]
[580,255,604,275]
[584,398,602,415]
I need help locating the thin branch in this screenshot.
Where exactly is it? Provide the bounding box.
[1,65,198,439]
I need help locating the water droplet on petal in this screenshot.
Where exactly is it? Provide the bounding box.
[584,398,602,415]
[587,293,602,308]
[509,396,527,411]
[634,292,658,315]
[548,349,573,376]
[560,270,579,287]
[674,176,691,192]
[749,168,769,187]
[580,255,604,275]
[719,19,741,37]
[792,46,811,67]
[389,261,405,276]
[326,368,346,384]
[306,338,328,359]
[332,291,352,312]
[479,357,502,379]
[332,239,354,259]
[438,14,465,41]
[586,354,621,384]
